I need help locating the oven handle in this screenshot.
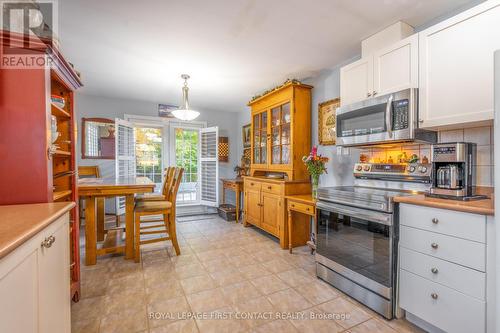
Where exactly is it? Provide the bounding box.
[316,201,392,226]
[385,94,394,138]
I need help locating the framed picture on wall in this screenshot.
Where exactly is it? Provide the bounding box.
[318,98,340,145]
[242,123,251,148]
[158,104,177,118]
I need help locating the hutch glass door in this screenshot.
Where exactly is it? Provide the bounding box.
[252,111,268,165]
[271,102,291,165]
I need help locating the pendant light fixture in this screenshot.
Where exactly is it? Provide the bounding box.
[172,74,200,121]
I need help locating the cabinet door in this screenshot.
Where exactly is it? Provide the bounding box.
[340,57,373,106]
[245,189,261,226]
[261,192,281,236]
[419,2,500,128]
[373,34,418,96]
[251,111,268,165]
[39,222,70,333]
[270,102,291,166]
[0,251,38,333]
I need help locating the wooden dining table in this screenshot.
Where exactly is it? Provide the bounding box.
[78,177,155,265]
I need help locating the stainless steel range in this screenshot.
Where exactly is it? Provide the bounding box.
[315,162,432,319]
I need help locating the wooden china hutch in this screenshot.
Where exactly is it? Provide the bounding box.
[243,81,312,249]
[0,31,83,301]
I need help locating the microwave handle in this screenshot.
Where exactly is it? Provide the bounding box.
[385,94,394,137]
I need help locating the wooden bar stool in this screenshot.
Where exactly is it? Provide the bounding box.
[133,168,183,262]
[135,167,175,202]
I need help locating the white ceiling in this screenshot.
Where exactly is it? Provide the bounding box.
[59,0,478,112]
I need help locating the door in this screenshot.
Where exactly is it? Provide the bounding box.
[251,110,268,166]
[261,192,281,236]
[38,222,70,333]
[340,57,373,106]
[316,202,394,295]
[115,118,136,215]
[200,127,219,207]
[0,251,38,333]
[245,189,261,226]
[270,102,291,166]
[419,2,500,128]
[373,34,418,96]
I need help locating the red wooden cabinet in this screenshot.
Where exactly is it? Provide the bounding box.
[0,31,83,301]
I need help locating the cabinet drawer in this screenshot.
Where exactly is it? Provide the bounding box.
[399,247,485,300]
[288,201,314,215]
[261,182,281,195]
[399,204,486,243]
[399,269,485,333]
[245,180,262,191]
[400,226,485,272]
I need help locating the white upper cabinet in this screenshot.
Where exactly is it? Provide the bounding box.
[419,1,500,128]
[340,34,418,106]
[340,57,373,106]
[373,34,418,96]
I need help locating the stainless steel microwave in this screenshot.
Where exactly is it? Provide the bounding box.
[336,88,437,147]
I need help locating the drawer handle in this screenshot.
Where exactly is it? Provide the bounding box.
[251,183,255,186]
[291,204,295,208]
[431,267,439,274]
[432,218,439,224]
[306,208,310,211]
[431,293,438,300]
[267,186,272,190]
[431,243,439,249]
[41,235,55,248]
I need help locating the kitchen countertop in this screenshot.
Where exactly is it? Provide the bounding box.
[0,202,75,259]
[394,187,494,216]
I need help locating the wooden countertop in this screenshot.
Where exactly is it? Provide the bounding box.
[0,202,75,259]
[394,187,494,216]
[285,194,316,205]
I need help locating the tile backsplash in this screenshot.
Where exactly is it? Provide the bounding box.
[358,126,494,186]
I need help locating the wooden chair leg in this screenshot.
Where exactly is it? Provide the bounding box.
[168,211,180,256]
[134,212,141,263]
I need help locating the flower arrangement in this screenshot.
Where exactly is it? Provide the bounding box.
[302,146,329,198]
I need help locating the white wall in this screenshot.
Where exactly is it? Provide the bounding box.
[76,93,241,211]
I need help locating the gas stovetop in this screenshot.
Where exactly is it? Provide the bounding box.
[317,186,423,213]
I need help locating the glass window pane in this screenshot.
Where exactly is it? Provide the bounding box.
[135,127,162,192]
[253,114,260,129]
[261,147,267,164]
[272,146,280,164]
[281,124,290,145]
[281,145,290,164]
[282,103,291,124]
[262,112,268,128]
[175,128,199,203]
[272,107,280,127]
[272,127,280,145]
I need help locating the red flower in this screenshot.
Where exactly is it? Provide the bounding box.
[311,146,317,158]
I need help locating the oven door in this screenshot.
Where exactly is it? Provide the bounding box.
[336,88,416,147]
[315,201,396,299]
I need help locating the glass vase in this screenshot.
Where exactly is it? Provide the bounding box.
[312,174,320,199]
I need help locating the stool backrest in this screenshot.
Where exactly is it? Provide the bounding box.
[161,167,176,197]
[78,166,100,178]
[168,168,184,203]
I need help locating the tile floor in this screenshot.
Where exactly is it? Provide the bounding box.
[72,215,425,333]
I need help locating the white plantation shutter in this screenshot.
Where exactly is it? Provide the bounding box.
[115,118,136,215]
[200,126,219,207]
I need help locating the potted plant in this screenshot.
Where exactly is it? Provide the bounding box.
[302,146,329,199]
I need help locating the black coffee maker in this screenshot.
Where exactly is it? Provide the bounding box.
[427,142,486,200]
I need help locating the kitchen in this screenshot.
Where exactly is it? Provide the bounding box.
[0,1,498,333]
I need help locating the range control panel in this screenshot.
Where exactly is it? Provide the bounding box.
[354,163,432,181]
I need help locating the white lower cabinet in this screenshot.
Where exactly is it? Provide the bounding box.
[398,203,490,333]
[400,269,485,333]
[0,213,70,333]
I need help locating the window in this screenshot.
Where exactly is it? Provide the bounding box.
[135,127,163,192]
[174,128,199,203]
